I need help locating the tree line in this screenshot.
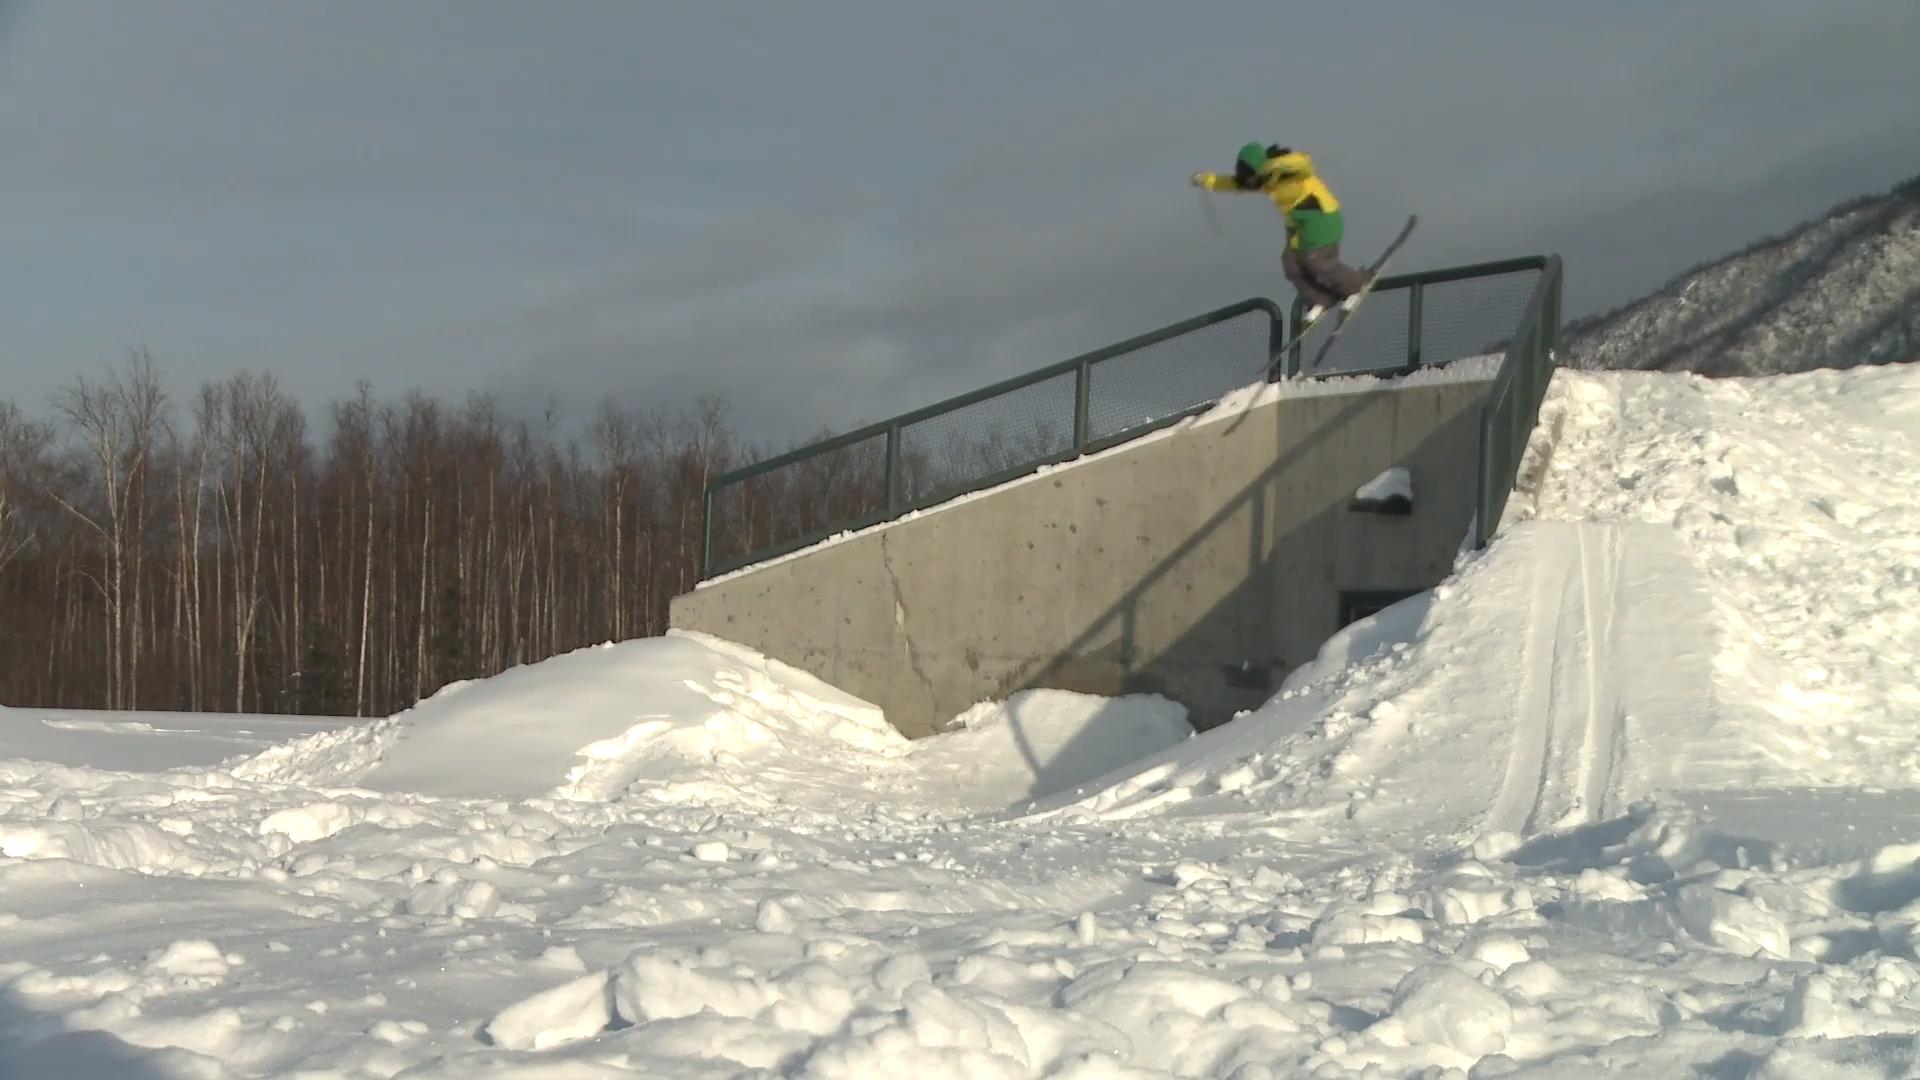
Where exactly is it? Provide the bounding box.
[0,353,1073,718]
[0,354,774,718]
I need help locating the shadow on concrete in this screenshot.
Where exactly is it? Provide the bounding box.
[995,383,1484,784]
[0,985,178,1080]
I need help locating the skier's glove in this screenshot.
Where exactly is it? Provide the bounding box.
[1190,172,1207,188]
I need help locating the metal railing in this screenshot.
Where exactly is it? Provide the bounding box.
[1283,256,1552,379]
[700,255,1564,578]
[702,298,1285,577]
[1475,256,1564,548]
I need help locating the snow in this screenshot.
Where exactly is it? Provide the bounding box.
[1,359,1918,1076]
[356,629,903,801]
[1352,465,1411,504]
[0,706,353,771]
[914,690,1193,808]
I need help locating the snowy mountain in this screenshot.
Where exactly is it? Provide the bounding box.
[1,360,1918,1075]
[1565,174,1920,375]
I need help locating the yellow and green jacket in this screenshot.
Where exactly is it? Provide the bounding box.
[1197,149,1344,251]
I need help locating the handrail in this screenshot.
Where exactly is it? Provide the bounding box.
[1286,254,1551,378]
[702,254,1562,579]
[702,297,1286,577]
[706,297,1284,492]
[1474,256,1564,548]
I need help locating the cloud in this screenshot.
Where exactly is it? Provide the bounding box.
[1,1,1915,444]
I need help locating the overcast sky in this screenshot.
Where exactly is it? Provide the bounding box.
[3,1,1917,443]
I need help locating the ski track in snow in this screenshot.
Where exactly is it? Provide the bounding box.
[1491,526,1629,837]
[1,361,1918,1077]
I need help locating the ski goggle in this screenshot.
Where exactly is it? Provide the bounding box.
[1234,159,1263,187]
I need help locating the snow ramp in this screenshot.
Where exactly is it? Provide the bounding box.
[1478,522,1720,835]
[1044,519,1735,842]
[1054,360,1920,842]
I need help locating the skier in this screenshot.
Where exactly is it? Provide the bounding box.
[1191,143,1373,322]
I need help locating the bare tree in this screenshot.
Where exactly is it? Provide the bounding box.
[0,401,52,576]
[49,352,167,709]
[3,354,764,718]
[197,372,302,711]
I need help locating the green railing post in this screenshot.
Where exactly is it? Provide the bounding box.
[701,482,715,579]
[1288,296,1308,378]
[1406,281,1424,373]
[1476,410,1495,549]
[1073,358,1092,454]
[884,422,903,514]
[1471,256,1563,551]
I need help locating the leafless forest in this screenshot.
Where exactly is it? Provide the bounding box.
[0,354,867,718]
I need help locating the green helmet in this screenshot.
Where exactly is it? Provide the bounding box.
[1234,142,1272,188]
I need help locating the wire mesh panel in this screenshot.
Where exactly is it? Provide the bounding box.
[701,262,1557,577]
[1297,288,1412,377]
[896,369,1078,508]
[702,298,1284,575]
[706,429,889,574]
[1293,264,1544,379]
[1418,270,1542,367]
[1085,309,1274,444]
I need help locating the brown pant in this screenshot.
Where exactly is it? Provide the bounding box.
[1283,245,1371,308]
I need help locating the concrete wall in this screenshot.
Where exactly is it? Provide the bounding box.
[671,379,1492,738]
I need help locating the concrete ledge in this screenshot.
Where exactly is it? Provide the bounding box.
[672,378,1492,738]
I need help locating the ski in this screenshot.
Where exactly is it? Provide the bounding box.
[1265,214,1418,381]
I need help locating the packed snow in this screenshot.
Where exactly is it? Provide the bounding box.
[2,360,1918,1077]
[0,707,354,772]
[1351,467,1413,512]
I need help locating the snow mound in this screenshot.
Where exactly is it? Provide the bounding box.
[1514,363,1920,788]
[1045,519,1735,840]
[227,714,408,788]
[248,630,902,801]
[909,689,1191,808]
[1052,361,1920,843]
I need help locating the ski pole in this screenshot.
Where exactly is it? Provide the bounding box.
[1196,188,1222,238]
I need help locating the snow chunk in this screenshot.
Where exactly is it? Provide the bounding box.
[612,955,779,1025]
[534,945,588,973]
[1464,935,1531,972]
[403,875,501,919]
[1674,884,1791,960]
[1310,909,1425,946]
[1428,864,1533,926]
[1351,466,1413,513]
[482,970,615,1050]
[1497,960,1566,999]
[258,802,354,845]
[755,899,795,934]
[145,939,232,981]
[1374,965,1513,1060]
[1059,959,1252,1026]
